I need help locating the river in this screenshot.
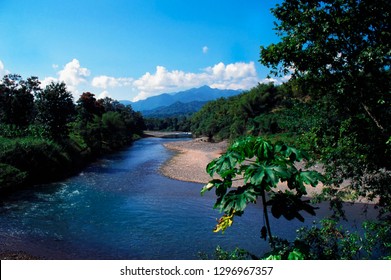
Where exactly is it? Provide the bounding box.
[0,138,378,259]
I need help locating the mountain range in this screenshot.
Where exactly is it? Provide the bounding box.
[120,85,241,117]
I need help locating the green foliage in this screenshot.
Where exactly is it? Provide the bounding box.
[145,115,191,132]
[35,82,76,141]
[0,163,27,191]
[0,124,48,139]
[0,136,72,183]
[74,95,145,155]
[76,92,104,122]
[202,136,324,245]
[294,219,362,260]
[0,74,39,128]
[263,219,391,260]
[101,111,126,149]
[199,246,255,260]
[191,83,283,141]
[0,73,145,191]
[260,0,391,213]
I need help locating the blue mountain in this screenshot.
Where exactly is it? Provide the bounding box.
[120,85,241,112]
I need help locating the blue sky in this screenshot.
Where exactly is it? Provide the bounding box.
[0,0,284,101]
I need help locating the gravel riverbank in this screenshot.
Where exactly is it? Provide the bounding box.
[160,138,326,196]
[160,139,228,184]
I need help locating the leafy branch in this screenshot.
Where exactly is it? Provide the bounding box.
[201,136,324,249]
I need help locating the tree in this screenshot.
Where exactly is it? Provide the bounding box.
[77,92,104,122]
[260,0,391,211]
[35,82,76,141]
[0,74,39,128]
[101,111,126,149]
[202,136,324,248]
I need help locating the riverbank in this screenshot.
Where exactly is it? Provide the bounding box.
[160,139,228,184]
[161,139,324,196]
[161,140,382,204]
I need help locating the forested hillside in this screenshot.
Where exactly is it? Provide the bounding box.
[191,83,288,141]
[0,75,145,191]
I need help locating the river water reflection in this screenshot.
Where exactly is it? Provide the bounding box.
[0,138,377,259]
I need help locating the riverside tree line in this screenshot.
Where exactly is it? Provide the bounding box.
[0,76,145,191]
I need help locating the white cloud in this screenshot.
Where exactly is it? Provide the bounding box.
[58,59,90,92]
[97,90,110,99]
[40,76,58,89]
[205,61,257,81]
[92,75,133,89]
[202,46,208,54]
[132,62,260,101]
[37,59,289,102]
[132,66,205,101]
[91,75,134,101]
[41,59,90,98]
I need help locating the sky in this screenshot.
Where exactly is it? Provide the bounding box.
[0,0,285,101]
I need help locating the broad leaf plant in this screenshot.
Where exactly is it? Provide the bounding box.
[202,136,324,247]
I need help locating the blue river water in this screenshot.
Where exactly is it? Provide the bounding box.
[0,138,378,259]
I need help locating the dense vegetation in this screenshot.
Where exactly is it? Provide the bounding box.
[0,75,145,192]
[200,0,390,259]
[191,83,289,141]
[144,115,191,132]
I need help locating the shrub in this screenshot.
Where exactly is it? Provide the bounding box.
[0,137,72,183]
[0,163,27,191]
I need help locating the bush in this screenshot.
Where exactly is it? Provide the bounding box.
[0,137,73,183]
[0,163,27,191]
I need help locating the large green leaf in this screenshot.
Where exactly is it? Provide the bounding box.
[298,170,325,187]
[254,138,274,160]
[220,187,258,213]
[274,142,309,162]
[244,163,290,188]
[244,163,265,185]
[229,137,256,159]
[208,152,242,178]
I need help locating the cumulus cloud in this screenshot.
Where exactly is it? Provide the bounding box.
[37,59,289,102]
[91,75,134,100]
[132,66,206,101]
[92,75,133,89]
[58,59,90,91]
[132,62,259,101]
[40,76,59,89]
[41,59,90,98]
[202,46,208,54]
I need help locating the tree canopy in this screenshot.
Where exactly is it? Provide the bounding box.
[260,0,391,211]
[200,0,390,259]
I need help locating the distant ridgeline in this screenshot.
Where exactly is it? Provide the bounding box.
[141,101,207,118]
[120,85,241,118]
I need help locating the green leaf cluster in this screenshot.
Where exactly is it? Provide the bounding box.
[264,219,391,260]
[202,136,324,238]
